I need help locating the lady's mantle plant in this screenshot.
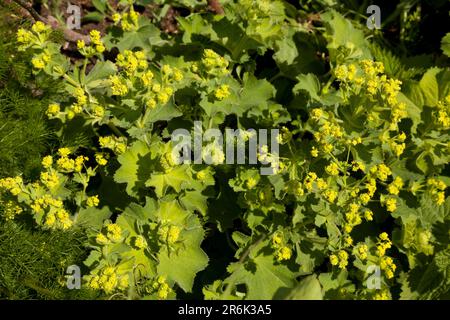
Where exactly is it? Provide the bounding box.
[0,1,449,300]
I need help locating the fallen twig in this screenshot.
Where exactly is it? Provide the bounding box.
[7,0,90,43]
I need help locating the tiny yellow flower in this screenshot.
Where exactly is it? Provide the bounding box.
[86,195,100,207]
[134,235,147,249]
[246,177,258,189]
[364,209,373,221]
[96,233,109,245]
[77,40,85,49]
[112,13,121,23]
[31,57,45,69]
[330,254,339,266]
[173,69,183,81]
[47,103,60,116]
[276,246,292,261]
[215,84,231,100]
[385,198,397,212]
[41,155,53,169]
[325,162,340,176]
[310,147,319,157]
[32,21,48,33]
[379,232,389,241]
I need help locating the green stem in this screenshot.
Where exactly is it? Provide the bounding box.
[81,58,88,84]
[107,122,123,137]
[63,74,80,87]
[222,234,267,299]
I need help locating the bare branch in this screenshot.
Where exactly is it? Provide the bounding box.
[9,0,43,22]
[7,0,90,43]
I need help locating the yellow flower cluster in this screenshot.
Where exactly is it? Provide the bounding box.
[109,75,128,96]
[365,178,377,197]
[380,256,396,279]
[238,0,285,30]
[77,30,105,56]
[376,232,392,257]
[116,50,148,76]
[427,178,447,205]
[271,232,292,262]
[141,70,154,87]
[1,200,23,220]
[302,172,314,191]
[17,21,51,50]
[246,177,258,189]
[343,235,353,247]
[88,266,129,294]
[69,87,88,116]
[382,197,397,212]
[388,132,407,157]
[16,28,33,45]
[303,172,327,192]
[215,84,231,100]
[59,147,71,157]
[336,60,408,129]
[323,189,338,203]
[390,102,408,130]
[276,246,292,261]
[330,250,349,269]
[162,65,184,82]
[356,244,368,260]
[55,152,89,173]
[202,143,226,166]
[99,136,127,154]
[325,162,340,176]
[159,224,181,245]
[86,195,100,207]
[435,96,450,129]
[46,103,60,117]
[31,49,51,70]
[0,176,23,195]
[138,64,181,108]
[115,7,139,31]
[40,171,60,189]
[309,111,345,155]
[196,169,208,181]
[275,127,292,145]
[30,194,63,213]
[27,194,72,229]
[351,160,366,172]
[373,290,391,300]
[156,86,173,105]
[334,64,357,82]
[96,223,124,244]
[364,209,374,221]
[200,49,229,77]
[44,208,72,229]
[344,202,362,233]
[369,163,392,181]
[91,104,105,118]
[152,276,172,300]
[387,176,404,195]
[89,30,105,53]
[133,235,148,250]
[95,153,108,166]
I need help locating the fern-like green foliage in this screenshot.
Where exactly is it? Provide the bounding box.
[0,6,96,300]
[0,221,99,299]
[0,14,52,179]
[0,4,72,179]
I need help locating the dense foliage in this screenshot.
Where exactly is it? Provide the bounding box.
[0,0,449,300]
